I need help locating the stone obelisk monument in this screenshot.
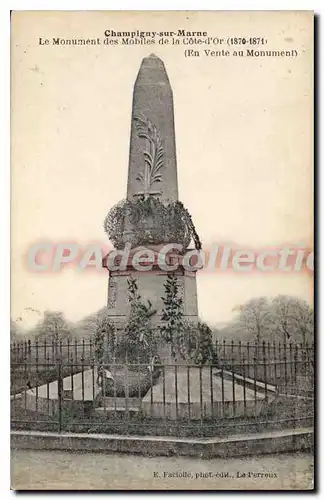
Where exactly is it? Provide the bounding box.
[127,54,178,202]
[103,54,201,327]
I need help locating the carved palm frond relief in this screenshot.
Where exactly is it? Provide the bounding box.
[134,114,164,190]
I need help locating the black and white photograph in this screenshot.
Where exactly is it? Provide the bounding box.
[10,10,314,490]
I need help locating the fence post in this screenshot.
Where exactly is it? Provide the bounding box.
[231,349,236,417]
[57,358,63,432]
[294,344,298,396]
[242,355,247,416]
[253,357,257,414]
[283,340,288,395]
[35,340,39,413]
[247,341,250,378]
[262,340,268,403]
[239,340,242,369]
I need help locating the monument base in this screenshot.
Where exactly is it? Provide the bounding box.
[16,364,278,424]
[103,247,200,327]
[141,367,277,420]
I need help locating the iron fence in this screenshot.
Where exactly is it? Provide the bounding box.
[11,340,314,437]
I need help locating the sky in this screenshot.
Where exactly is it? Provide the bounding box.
[11,11,313,330]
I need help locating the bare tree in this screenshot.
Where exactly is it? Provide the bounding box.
[272,295,314,344]
[35,310,70,343]
[272,295,296,342]
[235,297,271,343]
[295,301,314,345]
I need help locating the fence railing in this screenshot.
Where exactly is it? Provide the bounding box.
[10,338,315,363]
[10,340,314,437]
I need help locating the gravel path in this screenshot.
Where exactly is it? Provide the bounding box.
[11,449,313,490]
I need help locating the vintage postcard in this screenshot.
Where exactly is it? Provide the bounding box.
[10,10,314,490]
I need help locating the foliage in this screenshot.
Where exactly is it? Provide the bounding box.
[160,274,187,359]
[271,295,314,344]
[233,297,272,343]
[94,315,116,365]
[227,295,314,344]
[175,201,201,251]
[34,311,71,342]
[123,277,155,362]
[191,322,217,365]
[72,307,110,340]
[104,196,201,250]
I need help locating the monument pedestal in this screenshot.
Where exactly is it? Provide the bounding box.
[103,246,200,329]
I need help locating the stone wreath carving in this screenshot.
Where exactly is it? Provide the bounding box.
[104,197,202,251]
